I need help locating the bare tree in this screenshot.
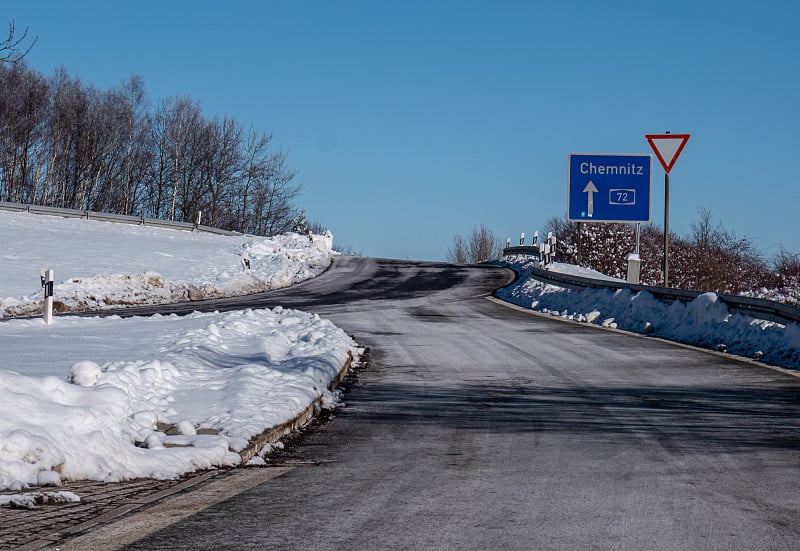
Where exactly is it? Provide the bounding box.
[447,225,502,263]
[197,114,243,228]
[774,247,800,280]
[0,62,49,202]
[233,128,273,232]
[690,207,724,247]
[1,22,36,64]
[447,234,469,263]
[0,62,305,236]
[113,75,152,215]
[684,207,767,293]
[165,97,203,221]
[44,69,93,209]
[470,225,502,263]
[247,148,301,235]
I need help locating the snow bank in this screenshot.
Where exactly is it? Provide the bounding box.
[0,210,336,317]
[0,308,357,491]
[497,259,800,370]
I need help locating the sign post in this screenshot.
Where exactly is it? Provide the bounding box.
[645,133,690,287]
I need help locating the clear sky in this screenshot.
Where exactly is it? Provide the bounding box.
[6,1,800,261]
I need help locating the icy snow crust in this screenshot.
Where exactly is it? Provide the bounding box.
[497,258,800,370]
[0,210,356,492]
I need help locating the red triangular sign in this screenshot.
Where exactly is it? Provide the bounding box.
[645,133,690,173]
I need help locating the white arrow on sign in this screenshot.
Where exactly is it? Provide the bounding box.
[583,180,598,217]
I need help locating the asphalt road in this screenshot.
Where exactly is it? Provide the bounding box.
[65,257,800,550]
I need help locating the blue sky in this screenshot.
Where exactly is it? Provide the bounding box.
[6,1,799,261]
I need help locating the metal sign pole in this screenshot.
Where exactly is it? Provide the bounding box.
[663,171,670,287]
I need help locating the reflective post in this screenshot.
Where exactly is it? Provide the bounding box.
[40,268,54,325]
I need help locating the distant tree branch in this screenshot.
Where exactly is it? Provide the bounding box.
[1,21,37,63]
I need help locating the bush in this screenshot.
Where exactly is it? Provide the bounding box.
[540,209,777,295]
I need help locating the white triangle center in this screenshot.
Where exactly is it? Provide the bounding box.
[651,138,682,165]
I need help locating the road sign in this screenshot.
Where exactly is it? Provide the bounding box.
[645,133,690,173]
[567,153,652,223]
[645,132,690,287]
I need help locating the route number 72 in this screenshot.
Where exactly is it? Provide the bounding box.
[609,189,636,206]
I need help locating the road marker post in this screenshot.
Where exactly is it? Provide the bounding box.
[40,267,54,325]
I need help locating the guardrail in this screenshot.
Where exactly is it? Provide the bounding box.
[501,247,800,326]
[0,201,243,236]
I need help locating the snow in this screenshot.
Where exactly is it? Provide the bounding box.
[0,491,80,509]
[543,260,623,282]
[0,210,358,495]
[497,256,800,370]
[0,210,335,317]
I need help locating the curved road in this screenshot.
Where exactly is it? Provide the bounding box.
[66,257,800,550]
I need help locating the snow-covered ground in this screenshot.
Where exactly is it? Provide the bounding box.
[0,211,334,317]
[0,210,359,495]
[497,256,800,370]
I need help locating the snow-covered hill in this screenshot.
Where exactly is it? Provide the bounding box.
[0,210,334,317]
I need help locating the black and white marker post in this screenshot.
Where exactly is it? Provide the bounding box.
[40,267,54,325]
[645,132,690,287]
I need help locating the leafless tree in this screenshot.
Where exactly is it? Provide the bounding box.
[1,22,36,64]
[238,129,298,233]
[45,68,93,209]
[113,75,152,215]
[163,96,203,221]
[684,207,766,293]
[0,62,49,202]
[197,114,243,228]
[447,225,502,263]
[233,128,272,232]
[774,247,800,280]
[0,62,303,236]
[245,147,300,235]
[447,234,469,263]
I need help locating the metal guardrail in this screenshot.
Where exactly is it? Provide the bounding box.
[0,201,244,236]
[501,249,800,326]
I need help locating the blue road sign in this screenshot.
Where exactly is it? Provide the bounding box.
[567,153,652,223]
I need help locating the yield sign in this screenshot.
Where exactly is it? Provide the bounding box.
[645,133,690,173]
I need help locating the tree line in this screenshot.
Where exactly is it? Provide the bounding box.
[0,62,301,235]
[447,210,800,305]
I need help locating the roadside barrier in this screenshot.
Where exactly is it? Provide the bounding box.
[0,201,243,236]
[501,247,800,326]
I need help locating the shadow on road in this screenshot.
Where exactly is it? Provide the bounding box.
[349,381,800,451]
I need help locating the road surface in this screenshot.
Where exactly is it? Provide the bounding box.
[64,257,800,550]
